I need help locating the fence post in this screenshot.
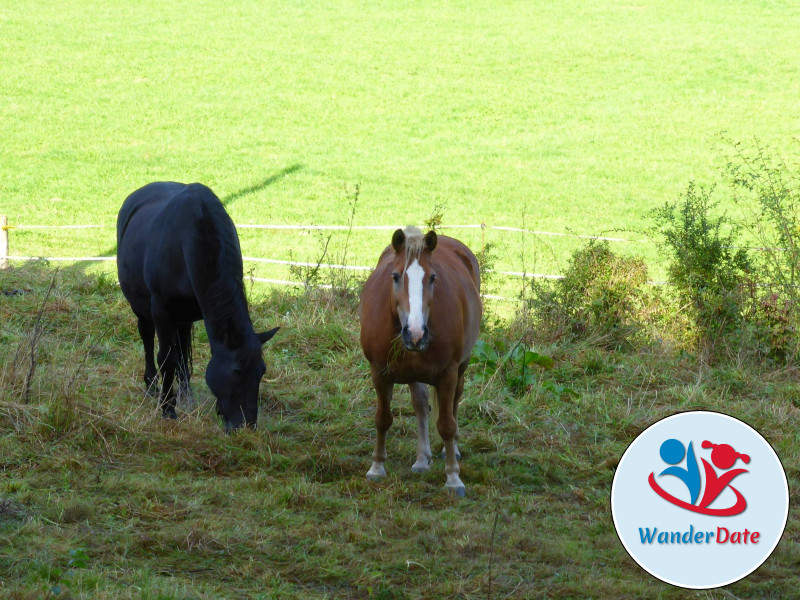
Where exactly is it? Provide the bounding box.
[0,215,8,269]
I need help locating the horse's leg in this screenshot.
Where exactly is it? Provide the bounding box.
[439,372,465,461]
[137,316,158,396]
[367,369,393,481]
[451,367,467,461]
[435,368,465,496]
[153,314,178,420]
[409,382,433,473]
[176,321,194,405]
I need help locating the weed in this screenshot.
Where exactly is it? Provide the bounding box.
[477,239,500,326]
[423,203,446,232]
[288,233,332,291]
[13,270,58,402]
[329,183,362,294]
[470,338,577,399]
[41,548,89,598]
[288,184,365,302]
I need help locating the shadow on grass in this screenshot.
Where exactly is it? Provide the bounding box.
[221,163,303,208]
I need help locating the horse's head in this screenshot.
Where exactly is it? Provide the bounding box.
[389,227,438,352]
[205,327,279,431]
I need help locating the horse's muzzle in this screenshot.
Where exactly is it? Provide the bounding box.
[402,325,429,352]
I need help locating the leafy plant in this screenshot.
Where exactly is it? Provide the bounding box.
[423,202,446,232]
[470,339,577,398]
[43,548,89,597]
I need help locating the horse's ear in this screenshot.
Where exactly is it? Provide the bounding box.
[391,229,406,253]
[257,327,280,345]
[424,230,438,252]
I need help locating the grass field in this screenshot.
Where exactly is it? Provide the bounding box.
[2,263,800,599]
[4,1,800,598]
[3,1,800,285]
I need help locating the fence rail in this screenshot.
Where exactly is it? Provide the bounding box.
[1,218,647,239]
[0,215,680,300]
[1,215,682,296]
[5,216,638,279]
[4,215,782,295]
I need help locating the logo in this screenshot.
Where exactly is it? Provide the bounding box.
[648,439,750,516]
[611,411,789,589]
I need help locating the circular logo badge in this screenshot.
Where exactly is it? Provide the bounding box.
[611,411,789,589]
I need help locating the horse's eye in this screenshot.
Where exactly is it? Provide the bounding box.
[430,273,437,284]
[392,272,400,283]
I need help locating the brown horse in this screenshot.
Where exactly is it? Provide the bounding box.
[359,226,482,496]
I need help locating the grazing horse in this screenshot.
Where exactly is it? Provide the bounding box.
[117,182,278,430]
[359,226,482,496]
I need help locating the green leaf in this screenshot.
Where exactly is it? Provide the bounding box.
[523,351,554,370]
[471,339,499,367]
[68,548,88,569]
[541,380,580,399]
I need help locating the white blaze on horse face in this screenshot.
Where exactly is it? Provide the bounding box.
[405,259,426,343]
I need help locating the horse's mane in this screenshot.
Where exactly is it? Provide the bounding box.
[198,195,248,314]
[402,226,425,265]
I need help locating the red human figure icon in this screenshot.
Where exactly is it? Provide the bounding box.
[698,441,750,511]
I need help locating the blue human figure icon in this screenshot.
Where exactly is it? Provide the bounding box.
[658,439,701,505]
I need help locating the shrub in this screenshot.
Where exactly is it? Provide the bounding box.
[723,139,800,361]
[528,241,648,348]
[651,183,751,352]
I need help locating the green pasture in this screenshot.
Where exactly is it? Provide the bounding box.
[4,1,800,598]
[3,0,800,289]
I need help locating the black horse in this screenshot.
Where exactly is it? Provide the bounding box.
[117,182,278,430]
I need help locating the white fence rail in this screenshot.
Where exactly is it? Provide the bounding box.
[1,216,650,287]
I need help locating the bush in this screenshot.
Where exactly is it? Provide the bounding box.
[528,241,648,348]
[724,140,800,361]
[651,183,751,353]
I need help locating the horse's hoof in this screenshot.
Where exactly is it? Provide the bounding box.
[366,463,387,481]
[447,485,467,498]
[411,458,433,473]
